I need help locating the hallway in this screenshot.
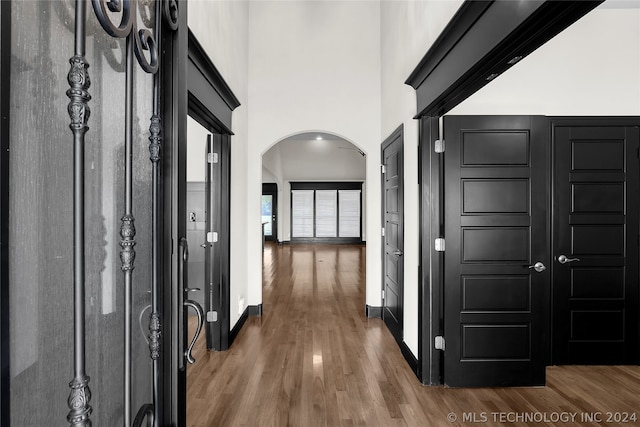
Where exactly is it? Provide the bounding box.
[187,243,640,426]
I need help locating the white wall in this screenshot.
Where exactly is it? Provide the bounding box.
[380,0,464,357]
[186,116,208,182]
[188,0,250,326]
[248,1,382,310]
[450,4,640,115]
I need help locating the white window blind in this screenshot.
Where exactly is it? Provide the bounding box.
[339,190,361,237]
[291,190,314,237]
[315,190,337,237]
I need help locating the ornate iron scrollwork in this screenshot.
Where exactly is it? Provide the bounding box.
[149,312,161,360]
[133,404,155,427]
[67,56,91,131]
[148,114,161,163]
[91,0,158,73]
[70,1,179,425]
[67,376,93,425]
[120,213,136,271]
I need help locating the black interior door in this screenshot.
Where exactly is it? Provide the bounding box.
[444,115,549,387]
[552,122,639,364]
[381,126,404,344]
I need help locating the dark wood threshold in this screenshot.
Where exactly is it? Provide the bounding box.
[365,305,382,318]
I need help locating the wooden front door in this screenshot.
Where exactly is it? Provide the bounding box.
[552,121,639,364]
[443,115,550,387]
[381,126,404,344]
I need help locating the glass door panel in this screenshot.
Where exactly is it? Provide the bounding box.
[8,1,155,424]
[262,195,273,237]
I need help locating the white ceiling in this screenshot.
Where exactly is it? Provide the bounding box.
[263,133,366,182]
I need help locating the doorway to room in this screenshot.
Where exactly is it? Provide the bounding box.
[261,132,366,247]
[260,131,367,315]
[262,183,278,243]
[185,115,231,352]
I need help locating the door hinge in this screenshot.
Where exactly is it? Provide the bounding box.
[382,289,385,300]
[207,231,218,243]
[435,238,445,252]
[435,336,445,351]
[381,164,386,174]
[434,139,445,153]
[381,227,385,237]
[208,152,219,164]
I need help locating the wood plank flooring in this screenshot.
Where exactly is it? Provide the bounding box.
[187,243,640,426]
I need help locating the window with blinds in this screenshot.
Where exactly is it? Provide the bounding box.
[290,183,362,242]
[339,190,361,237]
[291,190,314,237]
[315,190,337,237]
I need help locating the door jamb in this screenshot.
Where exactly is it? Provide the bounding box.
[418,116,443,385]
[161,14,240,424]
[160,0,188,424]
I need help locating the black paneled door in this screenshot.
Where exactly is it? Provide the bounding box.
[381,126,404,344]
[444,116,550,387]
[552,123,639,364]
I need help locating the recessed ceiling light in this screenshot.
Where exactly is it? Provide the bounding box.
[316,136,323,140]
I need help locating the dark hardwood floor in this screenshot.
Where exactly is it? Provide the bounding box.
[187,243,640,426]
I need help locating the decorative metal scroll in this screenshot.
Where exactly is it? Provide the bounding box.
[66,0,179,426]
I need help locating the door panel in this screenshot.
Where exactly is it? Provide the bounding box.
[444,115,549,387]
[552,124,639,364]
[382,126,404,344]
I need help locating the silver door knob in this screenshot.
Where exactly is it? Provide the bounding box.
[393,250,403,256]
[528,262,546,273]
[557,255,580,264]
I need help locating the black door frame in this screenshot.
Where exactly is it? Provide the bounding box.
[418,117,444,385]
[0,0,11,421]
[262,183,278,243]
[189,112,232,353]
[160,14,240,425]
[410,1,611,386]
